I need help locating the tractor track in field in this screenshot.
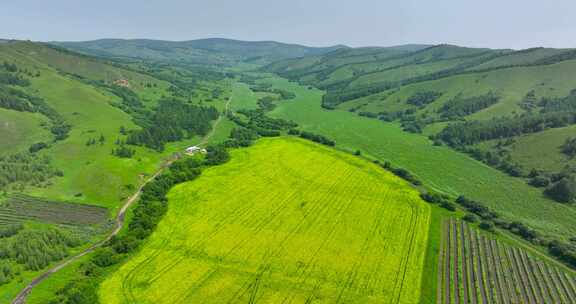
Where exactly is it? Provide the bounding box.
[12,96,233,304]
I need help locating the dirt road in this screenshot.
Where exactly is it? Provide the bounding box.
[12,96,232,304]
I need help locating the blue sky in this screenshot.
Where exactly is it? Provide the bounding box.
[1,0,575,49]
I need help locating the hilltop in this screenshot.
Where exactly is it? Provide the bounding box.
[51,38,347,66]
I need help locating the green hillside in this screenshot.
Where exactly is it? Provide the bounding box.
[0,40,235,300]
[0,108,51,156]
[266,43,576,206]
[4,36,576,304]
[265,45,501,88]
[0,41,171,206]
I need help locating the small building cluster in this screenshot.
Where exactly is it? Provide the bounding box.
[113,79,130,87]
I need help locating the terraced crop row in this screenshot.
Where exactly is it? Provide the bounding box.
[0,193,108,226]
[438,219,576,304]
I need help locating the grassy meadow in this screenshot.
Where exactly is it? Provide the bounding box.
[99,137,431,304]
[0,41,236,211]
[476,124,576,172]
[22,65,172,209]
[0,108,51,156]
[261,75,576,239]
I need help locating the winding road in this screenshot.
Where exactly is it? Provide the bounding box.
[12,96,232,304]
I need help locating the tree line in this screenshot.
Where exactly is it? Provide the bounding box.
[249,83,296,100]
[49,144,231,303]
[227,109,297,138]
[406,90,443,107]
[439,92,500,118]
[436,111,576,146]
[287,129,336,146]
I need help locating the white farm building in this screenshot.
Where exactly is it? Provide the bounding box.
[185,146,207,154]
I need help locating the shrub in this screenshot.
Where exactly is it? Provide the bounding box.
[463,214,478,223]
[545,177,576,203]
[479,221,495,231]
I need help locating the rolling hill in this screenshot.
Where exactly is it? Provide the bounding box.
[0,39,234,301]
[4,37,576,304]
[265,44,576,206]
[52,38,346,66]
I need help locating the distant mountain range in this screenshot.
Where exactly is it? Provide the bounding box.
[51,38,349,65]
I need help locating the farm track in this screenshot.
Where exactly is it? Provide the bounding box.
[438,219,576,304]
[393,197,425,304]
[11,96,233,304]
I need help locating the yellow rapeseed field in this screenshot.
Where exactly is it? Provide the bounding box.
[100,137,431,303]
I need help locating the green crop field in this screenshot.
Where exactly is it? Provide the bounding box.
[255,75,576,240]
[99,137,431,304]
[439,219,576,304]
[0,194,108,226]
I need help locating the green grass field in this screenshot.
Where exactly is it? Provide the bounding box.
[21,66,171,209]
[476,124,576,172]
[0,108,51,156]
[99,137,431,304]
[230,81,260,111]
[260,75,576,240]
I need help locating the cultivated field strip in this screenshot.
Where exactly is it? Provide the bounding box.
[0,193,108,226]
[439,220,576,304]
[100,137,431,304]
